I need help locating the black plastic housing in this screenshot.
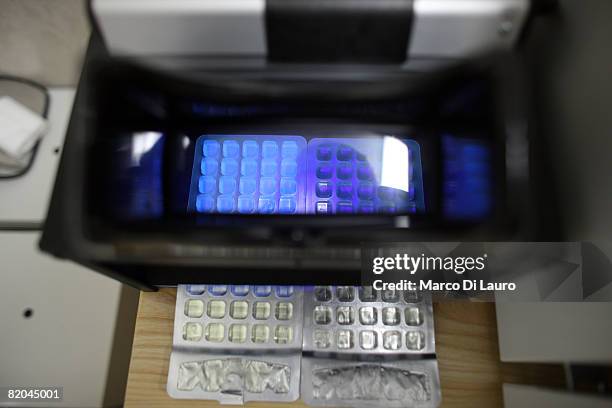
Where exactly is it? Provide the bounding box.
[40,31,533,290]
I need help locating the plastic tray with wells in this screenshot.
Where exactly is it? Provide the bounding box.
[301,357,441,408]
[168,285,440,406]
[300,286,440,407]
[167,284,304,404]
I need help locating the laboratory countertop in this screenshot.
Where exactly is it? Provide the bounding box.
[124,288,566,407]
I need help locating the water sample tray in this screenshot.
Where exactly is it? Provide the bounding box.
[302,286,435,355]
[189,135,425,215]
[305,138,425,215]
[173,284,304,350]
[168,284,304,404]
[189,135,307,214]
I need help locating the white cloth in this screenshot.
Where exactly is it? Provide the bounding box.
[0,96,47,169]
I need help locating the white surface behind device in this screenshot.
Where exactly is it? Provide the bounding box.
[0,232,127,407]
[0,87,138,407]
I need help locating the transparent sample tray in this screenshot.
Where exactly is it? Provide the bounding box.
[174,284,304,351]
[301,357,441,408]
[168,284,304,404]
[302,286,435,355]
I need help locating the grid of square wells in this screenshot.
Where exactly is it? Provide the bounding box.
[305,138,419,215]
[304,286,433,354]
[175,285,303,350]
[194,136,306,214]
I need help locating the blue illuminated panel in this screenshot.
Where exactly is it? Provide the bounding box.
[112,132,165,220]
[189,135,307,214]
[305,138,425,214]
[189,135,426,215]
[442,134,492,220]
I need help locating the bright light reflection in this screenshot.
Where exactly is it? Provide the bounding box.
[130,131,163,166]
[380,136,410,192]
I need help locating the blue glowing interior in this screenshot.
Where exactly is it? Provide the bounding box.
[188,135,426,215]
[442,134,492,220]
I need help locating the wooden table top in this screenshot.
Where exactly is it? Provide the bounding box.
[124,288,565,408]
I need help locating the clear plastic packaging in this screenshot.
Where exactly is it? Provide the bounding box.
[301,357,441,408]
[167,284,304,403]
[303,286,435,355]
[168,351,301,404]
[301,286,439,407]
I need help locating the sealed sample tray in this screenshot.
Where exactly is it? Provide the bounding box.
[173,284,304,350]
[189,135,425,215]
[305,138,425,215]
[303,286,435,355]
[189,135,307,214]
[168,284,304,403]
[301,357,441,408]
